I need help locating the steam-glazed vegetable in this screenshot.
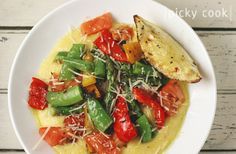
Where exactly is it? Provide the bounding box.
[80,12,113,35]
[113,97,137,142]
[28,77,48,110]
[27,13,199,153]
[46,86,83,107]
[137,115,153,143]
[87,98,113,132]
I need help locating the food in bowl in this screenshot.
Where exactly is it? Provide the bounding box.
[27,13,201,154]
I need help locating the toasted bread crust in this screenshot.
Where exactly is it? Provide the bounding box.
[134,15,201,83]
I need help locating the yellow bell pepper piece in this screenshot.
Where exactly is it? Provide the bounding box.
[123,42,143,64]
[85,84,101,98]
[82,75,96,87]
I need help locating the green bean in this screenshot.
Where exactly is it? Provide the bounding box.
[67,44,85,59]
[63,57,94,73]
[87,98,113,132]
[94,59,106,78]
[54,105,83,116]
[137,115,152,142]
[46,86,83,107]
[54,51,68,62]
[59,63,75,81]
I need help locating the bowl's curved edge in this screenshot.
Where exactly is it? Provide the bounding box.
[8,0,79,153]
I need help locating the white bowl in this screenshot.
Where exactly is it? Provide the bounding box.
[8,0,216,153]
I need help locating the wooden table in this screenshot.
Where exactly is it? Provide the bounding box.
[0,0,235,153]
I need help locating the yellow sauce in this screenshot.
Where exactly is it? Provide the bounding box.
[31,27,189,154]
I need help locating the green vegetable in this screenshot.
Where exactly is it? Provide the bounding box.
[54,105,83,116]
[46,86,83,107]
[104,92,115,112]
[55,51,68,62]
[129,100,142,118]
[160,74,170,85]
[94,59,106,77]
[122,82,142,118]
[87,98,113,132]
[137,115,152,142]
[59,63,75,81]
[63,57,94,73]
[132,62,154,76]
[67,44,85,59]
[104,59,117,112]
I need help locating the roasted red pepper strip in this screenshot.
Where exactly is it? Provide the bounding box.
[84,131,120,154]
[132,87,165,129]
[28,77,48,110]
[113,96,137,142]
[94,29,128,62]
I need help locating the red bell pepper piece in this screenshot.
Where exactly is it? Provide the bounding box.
[48,73,82,92]
[94,29,128,62]
[39,127,70,146]
[63,113,85,136]
[28,77,48,110]
[132,87,165,129]
[159,80,185,116]
[84,131,120,154]
[113,96,137,142]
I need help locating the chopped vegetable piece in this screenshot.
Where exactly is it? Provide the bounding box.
[54,51,68,62]
[94,29,128,62]
[54,105,83,116]
[84,106,94,131]
[142,106,156,126]
[85,84,101,98]
[82,75,96,87]
[137,115,152,142]
[30,77,48,89]
[132,61,155,76]
[123,83,142,119]
[59,63,75,81]
[64,113,85,136]
[123,42,143,64]
[48,73,65,92]
[104,59,117,112]
[64,76,82,88]
[81,12,113,35]
[46,86,83,107]
[87,98,113,132]
[113,96,137,142]
[111,25,134,42]
[132,87,165,129]
[63,57,94,73]
[83,52,94,62]
[28,77,48,110]
[84,132,120,154]
[94,59,106,77]
[28,95,48,110]
[67,44,85,59]
[49,73,82,92]
[159,80,185,116]
[39,127,69,146]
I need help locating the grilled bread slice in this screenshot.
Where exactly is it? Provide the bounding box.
[134,15,201,83]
